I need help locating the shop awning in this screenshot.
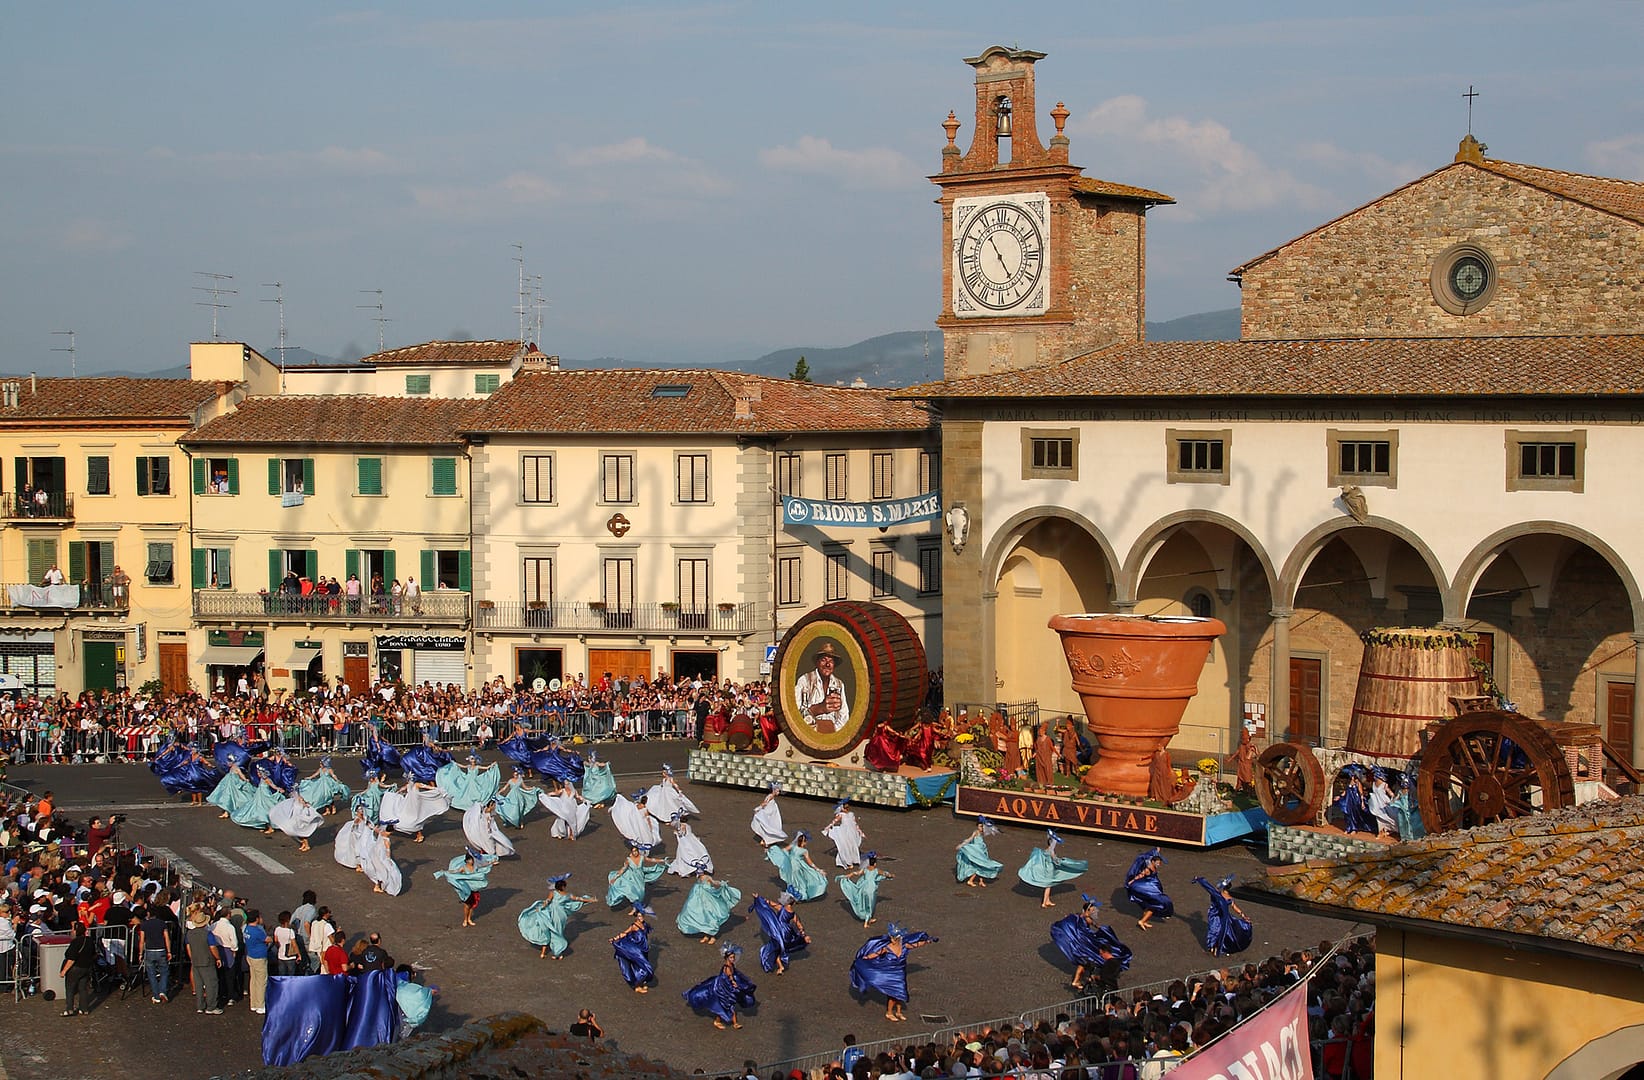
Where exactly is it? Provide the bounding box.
[198,645,264,666]
[284,645,323,668]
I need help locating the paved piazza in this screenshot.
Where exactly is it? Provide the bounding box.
[1,743,1355,1079]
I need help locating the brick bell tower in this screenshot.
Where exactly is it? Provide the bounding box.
[933,46,1173,379]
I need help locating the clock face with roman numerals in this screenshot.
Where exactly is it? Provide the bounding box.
[952,193,1050,318]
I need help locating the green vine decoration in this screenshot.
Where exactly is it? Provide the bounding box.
[1467,655,1506,706]
[906,772,959,809]
[1359,626,1479,652]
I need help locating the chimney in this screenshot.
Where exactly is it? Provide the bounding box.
[735,394,755,420]
[548,355,560,373]
[30,372,37,394]
[2,382,17,408]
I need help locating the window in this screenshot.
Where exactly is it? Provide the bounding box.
[356,457,383,496]
[521,455,553,504]
[825,548,849,602]
[431,456,458,496]
[1506,430,1585,492]
[26,538,57,585]
[1166,429,1232,485]
[137,456,171,496]
[1327,430,1398,488]
[87,456,110,496]
[675,453,709,503]
[777,552,802,606]
[1431,243,1498,316]
[1188,590,1214,619]
[917,544,941,596]
[871,548,895,599]
[145,542,175,585]
[405,374,431,395]
[1021,429,1079,480]
[918,449,940,494]
[824,453,848,501]
[474,373,500,394]
[193,456,238,495]
[871,451,894,500]
[601,453,634,504]
[652,384,692,398]
[267,549,312,590]
[777,452,801,496]
[676,557,709,628]
[421,548,470,590]
[268,457,315,496]
[602,557,635,627]
[523,556,554,604]
[346,548,394,596]
[195,547,234,589]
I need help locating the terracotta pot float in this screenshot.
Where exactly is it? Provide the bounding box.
[1048,613,1226,797]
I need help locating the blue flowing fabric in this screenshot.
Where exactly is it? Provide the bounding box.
[213,740,258,771]
[150,742,191,792]
[1048,913,1133,971]
[955,835,1003,883]
[498,733,544,770]
[1017,846,1088,888]
[849,931,935,1004]
[260,969,400,1067]
[298,772,352,812]
[749,898,807,973]
[611,922,654,988]
[250,757,298,793]
[683,965,757,1023]
[1193,877,1253,956]
[361,737,403,778]
[837,868,884,923]
[1335,763,1378,834]
[581,761,617,805]
[766,844,828,901]
[1124,853,1173,918]
[530,744,587,784]
[402,745,452,784]
[155,747,222,795]
[433,854,494,901]
[677,879,742,938]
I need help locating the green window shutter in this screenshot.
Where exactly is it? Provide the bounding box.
[305,550,318,581]
[216,548,232,588]
[357,458,382,495]
[192,457,207,495]
[193,548,208,589]
[268,458,281,495]
[383,549,397,585]
[68,541,86,584]
[269,550,282,592]
[420,550,435,586]
[97,542,113,579]
[458,550,472,592]
[27,539,54,585]
[14,459,25,496]
[303,458,315,496]
[136,458,149,496]
[431,457,457,496]
[87,456,109,495]
[226,457,239,495]
[345,549,360,580]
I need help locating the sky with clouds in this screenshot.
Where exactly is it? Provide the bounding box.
[4,2,1641,375]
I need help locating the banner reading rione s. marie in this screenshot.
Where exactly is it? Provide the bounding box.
[782,491,941,528]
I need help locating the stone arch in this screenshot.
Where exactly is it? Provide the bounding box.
[1545,1024,1644,1080]
[1121,509,1280,604]
[1277,515,1451,616]
[1452,520,1644,632]
[981,505,1121,600]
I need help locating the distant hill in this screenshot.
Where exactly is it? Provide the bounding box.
[1147,308,1240,341]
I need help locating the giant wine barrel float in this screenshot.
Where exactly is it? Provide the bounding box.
[774,601,928,759]
[1345,627,1485,758]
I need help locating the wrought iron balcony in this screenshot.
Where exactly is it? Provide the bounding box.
[474,600,759,635]
[2,491,73,522]
[1,578,125,611]
[193,588,469,624]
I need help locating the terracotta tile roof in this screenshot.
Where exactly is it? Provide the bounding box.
[182,396,482,447]
[0,376,233,423]
[1071,176,1175,205]
[468,369,934,435]
[359,340,523,366]
[1247,797,1644,959]
[902,335,1644,399]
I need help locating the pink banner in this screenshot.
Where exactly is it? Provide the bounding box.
[1167,979,1312,1080]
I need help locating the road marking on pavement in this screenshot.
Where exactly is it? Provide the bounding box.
[232,846,295,875]
[146,846,201,877]
[194,846,249,876]
[59,801,187,813]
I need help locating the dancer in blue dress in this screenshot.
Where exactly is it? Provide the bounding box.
[1193,874,1254,956]
[606,842,667,908]
[361,726,403,779]
[297,757,351,814]
[1017,829,1089,908]
[837,852,893,927]
[849,922,936,1022]
[684,942,756,1029]
[610,903,656,993]
[677,861,742,944]
[749,892,809,974]
[518,873,596,959]
[401,736,452,784]
[580,747,617,805]
[1334,763,1378,835]
[434,848,497,927]
[767,831,828,901]
[955,816,1004,887]
[1125,848,1174,930]
[1049,894,1133,993]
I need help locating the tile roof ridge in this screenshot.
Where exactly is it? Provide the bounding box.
[1480,158,1644,190]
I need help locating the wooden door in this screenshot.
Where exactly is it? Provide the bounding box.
[588,648,651,685]
[344,655,369,696]
[1607,680,1634,760]
[1289,656,1322,743]
[159,643,189,695]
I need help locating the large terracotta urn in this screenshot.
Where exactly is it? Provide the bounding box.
[1048,613,1226,797]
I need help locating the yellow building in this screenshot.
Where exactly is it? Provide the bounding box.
[1246,797,1644,1079]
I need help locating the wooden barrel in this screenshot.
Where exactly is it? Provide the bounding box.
[774,601,929,759]
[724,713,755,751]
[1345,627,1482,758]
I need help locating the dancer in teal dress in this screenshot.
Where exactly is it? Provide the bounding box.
[677,861,742,944]
[580,748,617,805]
[434,848,498,927]
[357,768,388,821]
[1017,829,1089,908]
[207,762,254,819]
[837,851,893,927]
[767,831,828,901]
[436,753,501,811]
[495,767,540,828]
[518,873,596,958]
[232,775,286,829]
[955,816,1004,887]
[606,842,668,908]
[297,757,351,814]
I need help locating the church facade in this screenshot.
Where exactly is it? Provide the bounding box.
[923,48,1644,768]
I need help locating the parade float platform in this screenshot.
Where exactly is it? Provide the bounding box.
[1266,821,1398,864]
[687,747,958,809]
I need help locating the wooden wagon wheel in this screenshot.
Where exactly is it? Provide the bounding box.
[1255,742,1326,825]
[1416,710,1575,833]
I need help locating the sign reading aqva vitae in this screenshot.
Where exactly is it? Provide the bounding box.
[782,491,941,528]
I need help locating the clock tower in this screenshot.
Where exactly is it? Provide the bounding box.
[934,46,1173,379]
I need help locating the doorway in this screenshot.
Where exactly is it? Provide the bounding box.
[159,642,190,695]
[1289,656,1323,744]
[671,650,719,683]
[589,648,650,686]
[83,640,119,693]
[1606,679,1634,762]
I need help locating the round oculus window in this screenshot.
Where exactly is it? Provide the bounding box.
[1431,245,1498,315]
[1448,255,1489,302]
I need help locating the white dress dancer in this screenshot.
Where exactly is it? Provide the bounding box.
[611,790,662,847]
[380,780,452,841]
[266,791,323,852]
[645,764,702,822]
[667,815,713,877]
[332,800,374,871]
[462,800,516,858]
[750,783,786,847]
[822,799,865,869]
[540,781,592,839]
[360,821,403,895]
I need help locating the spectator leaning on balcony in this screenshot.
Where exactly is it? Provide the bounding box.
[110,565,130,606]
[42,564,65,587]
[404,576,421,614]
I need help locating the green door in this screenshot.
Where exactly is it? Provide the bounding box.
[84,641,119,692]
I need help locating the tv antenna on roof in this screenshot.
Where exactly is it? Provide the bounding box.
[51,330,76,378]
[193,272,237,341]
[262,282,303,391]
[358,289,389,353]
[513,242,528,352]
[533,273,548,349]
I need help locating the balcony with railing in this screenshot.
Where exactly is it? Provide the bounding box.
[1,491,74,522]
[1,577,125,612]
[193,588,470,624]
[474,600,760,635]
